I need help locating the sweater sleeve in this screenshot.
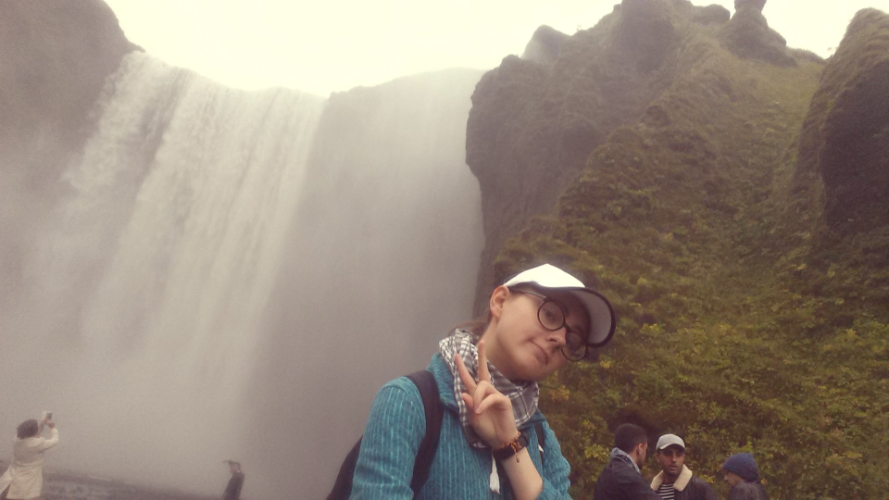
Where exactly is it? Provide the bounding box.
[536,420,572,500]
[350,378,426,500]
[36,427,59,452]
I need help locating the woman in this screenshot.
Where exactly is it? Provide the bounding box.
[0,417,59,500]
[350,263,616,500]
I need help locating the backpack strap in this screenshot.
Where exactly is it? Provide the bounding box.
[406,370,443,496]
[534,422,546,466]
[325,370,443,500]
[326,437,362,500]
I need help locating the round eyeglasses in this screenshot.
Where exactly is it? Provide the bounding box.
[508,287,588,361]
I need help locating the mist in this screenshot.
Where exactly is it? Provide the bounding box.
[0,50,483,499]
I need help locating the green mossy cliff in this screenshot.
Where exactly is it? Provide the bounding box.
[466,0,815,313]
[469,2,888,499]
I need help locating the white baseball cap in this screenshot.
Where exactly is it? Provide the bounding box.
[656,434,686,451]
[503,263,616,348]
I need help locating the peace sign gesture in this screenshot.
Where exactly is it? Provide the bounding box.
[454,340,520,449]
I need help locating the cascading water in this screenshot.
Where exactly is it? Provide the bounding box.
[242,68,485,499]
[3,50,327,492]
[1,50,484,500]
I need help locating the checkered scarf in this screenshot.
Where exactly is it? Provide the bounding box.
[438,329,539,449]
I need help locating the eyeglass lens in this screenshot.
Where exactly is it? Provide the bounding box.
[536,300,586,360]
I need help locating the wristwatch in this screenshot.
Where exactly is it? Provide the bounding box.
[493,432,529,461]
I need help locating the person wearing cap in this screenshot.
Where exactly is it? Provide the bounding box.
[721,453,769,500]
[650,434,716,500]
[592,423,660,500]
[222,460,245,500]
[349,263,617,500]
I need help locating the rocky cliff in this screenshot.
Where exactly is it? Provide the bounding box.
[468,2,887,498]
[794,8,889,236]
[0,0,136,183]
[0,0,136,303]
[465,0,809,312]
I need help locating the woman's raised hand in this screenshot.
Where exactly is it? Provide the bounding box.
[455,340,520,448]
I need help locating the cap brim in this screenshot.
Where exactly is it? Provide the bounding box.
[566,288,616,348]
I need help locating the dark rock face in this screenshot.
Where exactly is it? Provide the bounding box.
[0,0,135,306]
[522,25,570,65]
[0,0,137,185]
[615,0,676,72]
[734,0,766,13]
[795,8,889,235]
[693,4,731,25]
[720,6,796,66]
[466,0,687,309]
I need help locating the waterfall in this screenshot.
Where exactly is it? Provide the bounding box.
[244,69,485,498]
[1,51,483,499]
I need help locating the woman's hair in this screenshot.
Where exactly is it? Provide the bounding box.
[452,284,532,337]
[17,419,39,439]
[453,317,487,337]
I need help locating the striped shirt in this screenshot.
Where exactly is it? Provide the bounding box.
[657,482,676,500]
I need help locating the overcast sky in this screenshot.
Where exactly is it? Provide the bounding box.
[104,0,888,97]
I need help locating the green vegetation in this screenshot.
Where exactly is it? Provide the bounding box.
[492,22,888,500]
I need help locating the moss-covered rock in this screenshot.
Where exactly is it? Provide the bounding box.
[692,4,731,26]
[795,8,889,236]
[467,0,704,311]
[475,4,889,499]
[719,2,797,67]
[522,25,570,65]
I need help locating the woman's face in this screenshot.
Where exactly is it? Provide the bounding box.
[483,285,589,382]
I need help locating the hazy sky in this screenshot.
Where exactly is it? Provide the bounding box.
[104,0,888,96]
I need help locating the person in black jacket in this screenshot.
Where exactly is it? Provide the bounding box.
[722,453,769,500]
[222,460,245,500]
[593,424,659,500]
[649,434,716,500]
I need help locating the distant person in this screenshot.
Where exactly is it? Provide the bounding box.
[0,416,59,500]
[346,263,617,500]
[650,434,716,500]
[721,453,769,500]
[222,460,245,500]
[593,423,659,500]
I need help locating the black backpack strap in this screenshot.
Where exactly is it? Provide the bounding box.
[325,371,443,500]
[534,422,545,466]
[326,437,362,500]
[406,370,443,496]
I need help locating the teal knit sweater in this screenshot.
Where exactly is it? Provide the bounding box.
[351,353,572,499]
